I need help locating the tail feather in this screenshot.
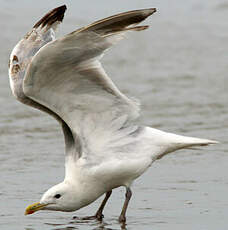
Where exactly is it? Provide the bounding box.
[145,127,218,160]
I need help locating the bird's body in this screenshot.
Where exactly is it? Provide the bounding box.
[8,5,217,222]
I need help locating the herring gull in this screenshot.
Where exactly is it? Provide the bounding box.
[8,5,218,223]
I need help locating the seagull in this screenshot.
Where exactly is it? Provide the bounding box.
[8,5,217,223]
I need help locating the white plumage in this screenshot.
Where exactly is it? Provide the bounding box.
[8,5,217,222]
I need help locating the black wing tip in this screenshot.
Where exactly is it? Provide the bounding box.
[150,8,157,14]
[150,8,157,13]
[141,8,157,18]
[33,5,67,29]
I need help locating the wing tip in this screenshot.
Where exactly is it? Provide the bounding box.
[145,8,157,16]
[136,8,157,19]
[124,25,149,32]
[33,4,67,29]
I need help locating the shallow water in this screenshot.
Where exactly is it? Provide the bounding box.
[0,0,227,229]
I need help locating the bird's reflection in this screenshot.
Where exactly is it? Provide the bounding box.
[25,219,128,230]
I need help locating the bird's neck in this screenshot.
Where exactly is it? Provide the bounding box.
[64,160,106,209]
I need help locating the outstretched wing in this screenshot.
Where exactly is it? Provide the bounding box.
[9,5,66,105]
[8,5,79,156]
[23,8,156,160]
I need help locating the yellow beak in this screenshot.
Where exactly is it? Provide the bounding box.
[25,202,48,215]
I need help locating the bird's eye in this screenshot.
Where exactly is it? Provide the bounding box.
[54,194,61,199]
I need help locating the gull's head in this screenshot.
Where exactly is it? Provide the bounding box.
[25,181,79,215]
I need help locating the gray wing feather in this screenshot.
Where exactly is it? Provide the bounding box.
[8,5,78,158]
[24,33,140,154]
[17,7,155,162]
[23,8,156,160]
